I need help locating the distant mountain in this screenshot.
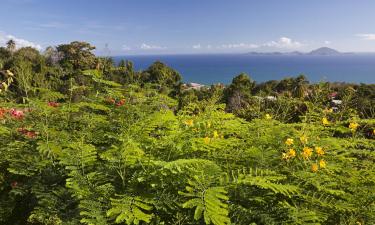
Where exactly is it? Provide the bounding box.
[307,47,341,55]
[246,47,348,56]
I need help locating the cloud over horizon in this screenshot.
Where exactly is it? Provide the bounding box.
[194,37,304,51]
[356,34,375,40]
[263,37,303,49]
[0,32,42,50]
[140,43,166,50]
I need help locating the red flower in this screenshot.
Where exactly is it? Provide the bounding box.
[11,181,18,188]
[47,102,59,107]
[116,99,126,107]
[9,108,24,120]
[25,131,37,138]
[17,127,27,134]
[17,127,37,138]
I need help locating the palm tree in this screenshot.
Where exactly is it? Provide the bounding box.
[6,39,16,53]
[292,75,309,98]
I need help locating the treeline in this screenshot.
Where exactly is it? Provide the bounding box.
[1,40,374,122]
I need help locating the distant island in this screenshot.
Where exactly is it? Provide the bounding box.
[246,47,352,56]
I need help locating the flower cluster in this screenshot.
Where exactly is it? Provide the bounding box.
[282,136,327,172]
[17,127,37,139]
[106,97,126,107]
[204,130,222,144]
[349,122,359,132]
[47,101,60,107]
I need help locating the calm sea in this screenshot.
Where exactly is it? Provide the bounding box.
[114,54,375,84]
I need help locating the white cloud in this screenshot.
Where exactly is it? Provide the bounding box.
[216,37,303,50]
[324,41,331,45]
[122,45,131,51]
[0,32,42,50]
[219,43,259,49]
[263,37,302,49]
[356,33,375,40]
[192,44,201,49]
[140,43,166,50]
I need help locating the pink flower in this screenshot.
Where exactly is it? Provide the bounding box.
[329,92,337,98]
[9,109,24,120]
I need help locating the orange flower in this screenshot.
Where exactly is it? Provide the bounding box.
[315,147,325,156]
[311,163,319,172]
[116,99,126,107]
[0,108,7,119]
[302,147,313,160]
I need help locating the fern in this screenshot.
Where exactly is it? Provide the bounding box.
[107,195,154,225]
[179,176,230,225]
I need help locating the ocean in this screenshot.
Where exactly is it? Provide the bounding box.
[114,54,375,84]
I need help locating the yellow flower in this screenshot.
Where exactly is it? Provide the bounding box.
[323,108,333,113]
[184,119,194,126]
[287,149,296,158]
[349,122,359,131]
[319,159,326,168]
[285,138,294,146]
[322,117,330,126]
[213,130,219,138]
[315,146,325,156]
[6,70,14,76]
[302,147,313,160]
[373,129,375,136]
[311,163,319,172]
[265,114,272,120]
[300,135,308,144]
[207,122,211,128]
[282,153,288,160]
[204,136,210,144]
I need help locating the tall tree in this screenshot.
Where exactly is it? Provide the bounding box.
[56,41,97,70]
[142,61,182,87]
[224,73,255,111]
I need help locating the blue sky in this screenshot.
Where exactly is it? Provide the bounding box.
[1,0,375,55]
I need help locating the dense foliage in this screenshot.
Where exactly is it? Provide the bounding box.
[0,41,374,225]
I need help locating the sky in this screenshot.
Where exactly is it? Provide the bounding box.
[1,0,375,55]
